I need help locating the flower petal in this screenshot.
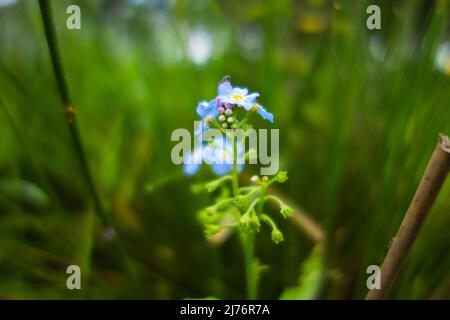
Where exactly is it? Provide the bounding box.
[196,99,217,119]
[246,92,259,102]
[183,146,204,176]
[218,81,232,96]
[256,103,274,122]
[232,87,249,96]
[241,100,254,111]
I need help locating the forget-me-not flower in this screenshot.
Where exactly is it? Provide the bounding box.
[185,76,274,176]
[183,137,245,176]
[217,79,273,122]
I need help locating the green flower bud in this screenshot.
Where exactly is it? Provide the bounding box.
[227,116,234,124]
[275,171,288,183]
[221,122,228,129]
[218,114,226,122]
[204,224,222,238]
[240,212,260,233]
[234,195,250,209]
[198,208,219,224]
[271,229,284,244]
[280,203,293,218]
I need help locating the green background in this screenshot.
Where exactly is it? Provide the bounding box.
[0,0,449,299]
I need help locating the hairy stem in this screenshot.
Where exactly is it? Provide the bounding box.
[366,134,450,300]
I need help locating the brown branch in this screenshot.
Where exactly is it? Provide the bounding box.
[366,134,450,300]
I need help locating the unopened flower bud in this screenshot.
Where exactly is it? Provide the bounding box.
[204,224,222,238]
[240,212,260,233]
[271,229,284,244]
[280,203,293,218]
[275,171,288,183]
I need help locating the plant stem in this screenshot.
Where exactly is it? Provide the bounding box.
[231,136,257,299]
[38,0,138,293]
[38,0,108,226]
[232,136,239,196]
[366,134,450,300]
[242,232,256,299]
[244,176,266,300]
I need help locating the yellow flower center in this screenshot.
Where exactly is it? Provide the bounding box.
[204,116,212,125]
[232,94,244,101]
[251,104,258,112]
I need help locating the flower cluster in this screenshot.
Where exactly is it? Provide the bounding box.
[196,76,273,134]
[196,171,292,243]
[183,77,273,176]
[186,76,291,242]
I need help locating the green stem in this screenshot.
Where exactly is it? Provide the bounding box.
[38,0,107,226]
[231,136,257,299]
[242,232,256,299]
[232,137,239,196]
[38,0,139,294]
[260,214,276,229]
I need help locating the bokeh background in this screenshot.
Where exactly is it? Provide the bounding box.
[1,0,450,299]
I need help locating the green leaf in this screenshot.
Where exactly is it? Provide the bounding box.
[279,245,323,300]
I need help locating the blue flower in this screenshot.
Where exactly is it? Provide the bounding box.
[196,99,218,121]
[183,137,245,176]
[219,84,258,109]
[182,144,204,176]
[217,80,273,122]
[194,99,218,141]
[250,103,274,122]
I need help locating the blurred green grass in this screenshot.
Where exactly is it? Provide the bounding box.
[0,0,450,299]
